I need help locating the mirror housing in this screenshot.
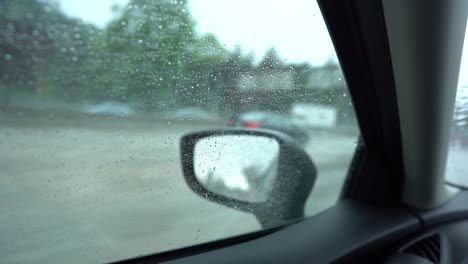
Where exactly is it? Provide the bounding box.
[180,129,317,228]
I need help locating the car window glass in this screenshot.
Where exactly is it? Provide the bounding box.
[446,21,468,186]
[0,0,359,263]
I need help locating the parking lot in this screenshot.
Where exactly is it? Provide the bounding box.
[0,112,357,264]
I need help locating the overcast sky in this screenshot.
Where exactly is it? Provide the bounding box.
[56,0,337,66]
[57,0,468,86]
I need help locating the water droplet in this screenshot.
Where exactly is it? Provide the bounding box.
[4,54,12,61]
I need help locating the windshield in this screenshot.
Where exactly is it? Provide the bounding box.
[446,21,468,187]
[0,0,359,263]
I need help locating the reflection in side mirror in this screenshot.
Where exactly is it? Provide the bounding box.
[181,129,317,228]
[194,135,280,203]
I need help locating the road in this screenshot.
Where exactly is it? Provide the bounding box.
[0,112,357,264]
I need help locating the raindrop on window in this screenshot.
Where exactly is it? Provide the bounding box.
[4,54,13,61]
[7,23,15,31]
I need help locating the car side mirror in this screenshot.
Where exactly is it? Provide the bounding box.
[180,129,317,228]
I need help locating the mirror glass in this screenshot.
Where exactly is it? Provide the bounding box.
[194,135,280,203]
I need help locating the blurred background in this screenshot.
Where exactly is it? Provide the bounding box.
[2,0,466,263]
[0,0,356,130]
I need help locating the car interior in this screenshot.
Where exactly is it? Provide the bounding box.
[109,0,468,263]
[2,0,468,263]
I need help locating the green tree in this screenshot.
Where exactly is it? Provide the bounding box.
[259,47,283,70]
[0,0,56,105]
[0,0,101,105]
[99,0,197,110]
[180,33,231,110]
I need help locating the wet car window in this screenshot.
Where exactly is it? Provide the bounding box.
[0,0,359,263]
[447,21,468,186]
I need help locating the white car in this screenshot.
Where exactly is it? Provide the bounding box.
[86,101,135,116]
[164,107,217,121]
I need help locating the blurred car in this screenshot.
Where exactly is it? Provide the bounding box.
[164,107,218,121]
[86,101,134,116]
[227,111,310,145]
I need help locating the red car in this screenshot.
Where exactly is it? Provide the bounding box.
[227,111,310,145]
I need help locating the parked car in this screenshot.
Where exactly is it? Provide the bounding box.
[86,101,134,116]
[163,107,218,121]
[227,111,310,145]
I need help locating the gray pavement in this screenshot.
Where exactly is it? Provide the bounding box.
[0,114,357,264]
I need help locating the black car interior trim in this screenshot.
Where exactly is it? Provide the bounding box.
[319,0,405,205]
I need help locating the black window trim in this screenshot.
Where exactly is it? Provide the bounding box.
[319,0,405,205]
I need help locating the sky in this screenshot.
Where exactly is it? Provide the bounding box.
[56,0,336,66]
[57,0,468,85]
